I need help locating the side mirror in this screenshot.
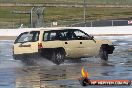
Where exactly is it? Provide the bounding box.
[89,35,94,40]
[89,35,96,43]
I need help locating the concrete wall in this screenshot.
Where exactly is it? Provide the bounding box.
[77,26,132,35]
[0,28,40,36]
[0,26,132,36]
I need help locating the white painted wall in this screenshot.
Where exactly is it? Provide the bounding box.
[0,28,40,36]
[0,26,132,36]
[78,26,132,35]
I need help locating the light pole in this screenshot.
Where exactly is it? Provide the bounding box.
[30,7,34,28]
[83,0,86,27]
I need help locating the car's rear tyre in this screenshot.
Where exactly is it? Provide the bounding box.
[51,49,65,65]
[99,48,108,61]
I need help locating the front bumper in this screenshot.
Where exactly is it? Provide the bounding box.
[108,45,115,54]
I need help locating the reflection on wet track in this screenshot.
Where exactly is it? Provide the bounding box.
[0,36,132,88]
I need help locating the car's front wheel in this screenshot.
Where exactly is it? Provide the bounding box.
[51,49,65,65]
[99,48,108,61]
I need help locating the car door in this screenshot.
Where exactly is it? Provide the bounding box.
[42,30,64,48]
[13,31,40,55]
[73,30,99,57]
[61,29,82,58]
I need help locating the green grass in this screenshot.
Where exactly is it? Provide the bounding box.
[1,6,132,28]
[1,0,132,28]
[45,7,132,21]
[0,0,132,5]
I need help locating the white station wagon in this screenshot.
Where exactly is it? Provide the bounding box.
[13,28,115,65]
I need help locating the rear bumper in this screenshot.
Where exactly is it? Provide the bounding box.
[13,52,42,60]
[13,48,55,60]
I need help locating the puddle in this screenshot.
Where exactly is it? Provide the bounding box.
[0,36,132,88]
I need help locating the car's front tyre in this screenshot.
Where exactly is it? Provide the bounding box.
[99,48,108,61]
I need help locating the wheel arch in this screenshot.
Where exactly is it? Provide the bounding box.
[56,47,66,55]
[100,44,109,49]
[100,44,114,54]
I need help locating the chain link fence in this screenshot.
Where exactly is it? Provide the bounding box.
[1,20,132,29]
[45,20,132,27]
[1,0,132,28]
[68,20,132,27]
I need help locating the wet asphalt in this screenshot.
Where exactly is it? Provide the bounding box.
[0,36,132,88]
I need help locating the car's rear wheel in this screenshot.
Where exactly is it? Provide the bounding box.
[51,49,65,65]
[99,48,108,61]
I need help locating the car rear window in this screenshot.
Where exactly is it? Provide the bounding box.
[14,31,40,43]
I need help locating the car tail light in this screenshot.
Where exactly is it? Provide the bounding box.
[12,45,14,54]
[38,43,43,49]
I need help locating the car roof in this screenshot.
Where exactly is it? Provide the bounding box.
[21,27,80,33]
[39,27,78,31]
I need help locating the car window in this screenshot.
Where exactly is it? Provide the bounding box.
[73,30,91,40]
[43,29,91,41]
[30,31,40,42]
[50,32,56,40]
[44,32,49,41]
[65,30,76,40]
[43,31,66,41]
[43,32,56,41]
[14,32,28,43]
[14,31,40,43]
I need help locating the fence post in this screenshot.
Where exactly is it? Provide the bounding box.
[83,0,86,27]
[91,21,93,27]
[112,20,114,26]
